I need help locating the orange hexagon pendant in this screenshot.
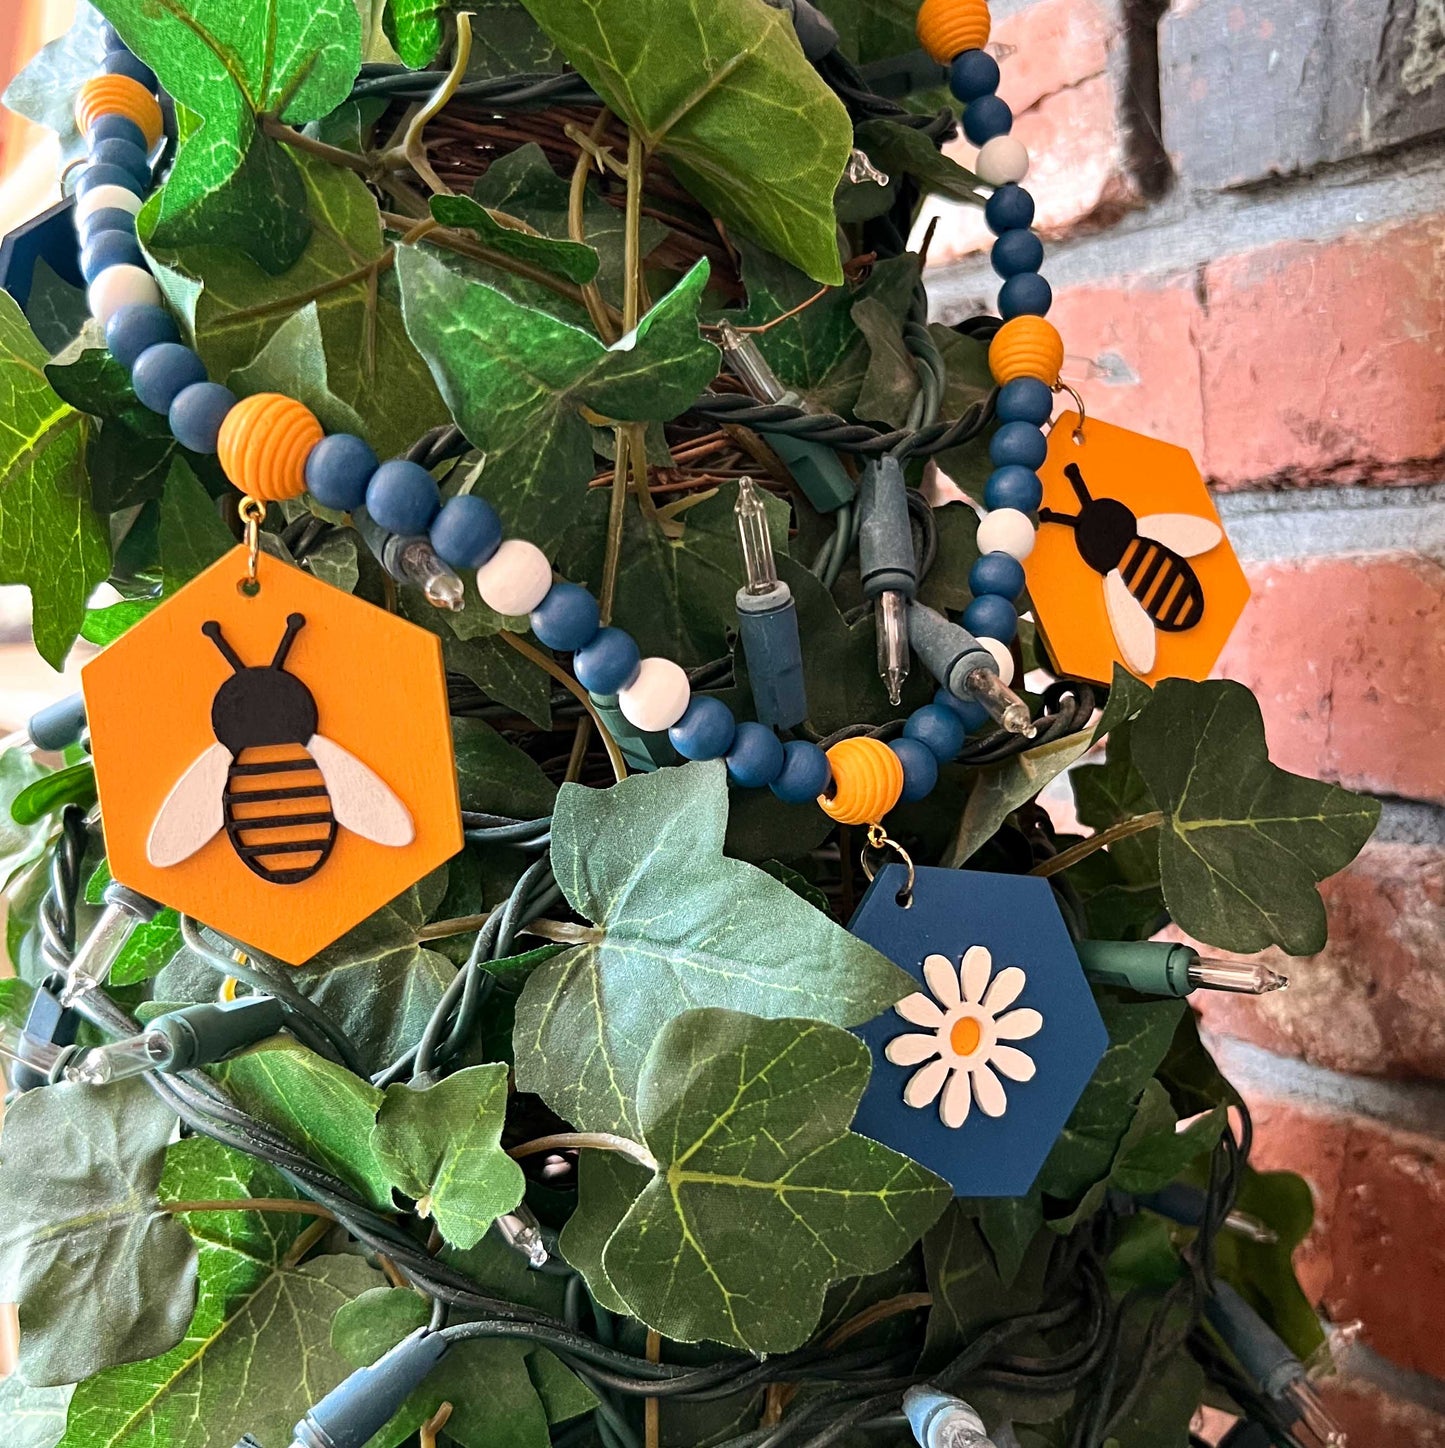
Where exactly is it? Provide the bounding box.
[1026,413,1250,685]
[82,546,463,964]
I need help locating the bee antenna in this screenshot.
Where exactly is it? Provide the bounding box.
[1038,508,1077,528]
[200,621,245,673]
[1063,463,1092,507]
[271,613,307,669]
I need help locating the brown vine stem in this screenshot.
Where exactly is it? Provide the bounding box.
[420,1403,453,1448]
[599,424,631,624]
[510,1132,659,1173]
[645,1331,662,1448]
[1029,810,1165,878]
[258,114,375,178]
[163,1198,337,1219]
[569,111,619,342]
[382,11,474,194]
[498,630,628,783]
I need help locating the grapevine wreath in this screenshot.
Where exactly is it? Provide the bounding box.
[0,2,1378,1447]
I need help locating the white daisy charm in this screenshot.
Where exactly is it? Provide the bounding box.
[884,947,1043,1129]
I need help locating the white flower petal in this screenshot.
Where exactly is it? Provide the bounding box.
[982,965,1026,1013]
[903,1057,951,1109]
[971,1061,1008,1117]
[989,1045,1037,1082]
[940,1068,972,1129]
[895,992,945,1028]
[960,945,992,1004]
[885,1032,943,1067]
[994,1007,1043,1041]
[924,953,961,1007]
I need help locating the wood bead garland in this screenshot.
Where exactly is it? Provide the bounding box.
[989,316,1064,387]
[75,74,164,150]
[618,657,691,733]
[916,0,991,63]
[216,393,324,503]
[818,737,905,825]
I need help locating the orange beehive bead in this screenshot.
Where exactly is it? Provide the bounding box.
[916,0,991,64]
[217,394,324,503]
[818,737,905,825]
[75,75,164,151]
[989,316,1065,387]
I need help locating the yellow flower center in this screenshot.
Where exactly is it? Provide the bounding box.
[949,1016,982,1057]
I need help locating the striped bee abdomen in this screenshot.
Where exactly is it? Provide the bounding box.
[1118,538,1205,632]
[224,743,337,884]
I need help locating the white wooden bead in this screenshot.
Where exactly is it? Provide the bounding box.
[88,264,161,325]
[975,507,1036,561]
[617,657,691,733]
[981,636,1015,686]
[975,136,1030,186]
[476,538,553,616]
[75,184,143,223]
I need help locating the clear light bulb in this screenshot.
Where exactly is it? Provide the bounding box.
[1284,1378,1349,1448]
[735,477,780,595]
[1187,957,1289,994]
[844,148,890,187]
[65,1029,170,1086]
[61,890,155,1005]
[962,666,1034,736]
[495,1208,549,1268]
[903,1388,995,1448]
[877,591,909,706]
[393,538,465,611]
[0,1021,63,1079]
[718,321,795,407]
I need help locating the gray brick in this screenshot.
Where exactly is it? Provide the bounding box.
[1160,0,1445,190]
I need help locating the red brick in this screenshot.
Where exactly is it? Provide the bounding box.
[1045,273,1205,456]
[1199,219,1445,489]
[1193,845,1445,1079]
[1242,1096,1445,1380]
[1318,1376,1445,1448]
[990,0,1115,116]
[1217,553,1445,804]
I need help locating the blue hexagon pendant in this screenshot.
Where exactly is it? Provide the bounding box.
[848,865,1108,1197]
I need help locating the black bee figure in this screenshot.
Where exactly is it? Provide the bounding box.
[147,613,412,884]
[1038,463,1222,674]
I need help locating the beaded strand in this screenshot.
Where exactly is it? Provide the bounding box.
[70,0,1062,826]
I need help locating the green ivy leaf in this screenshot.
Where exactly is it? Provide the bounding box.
[1101,1292,1203,1448]
[855,118,983,204]
[109,909,183,986]
[372,1064,524,1247]
[1131,679,1380,954]
[290,867,458,1075]
[24,260,93,357]
[852,294,921,427]
[228,303,368,438]
[916,502,982,614]
[82,596,161,646]
[144,153,448,459]
[1071,722,1159,887]
[596,1009,949,1351]
[1,2,108,170]
[1108,1080,1226,1197]
[383,0,449,67]
[453,718,557,818]
[0,293,107,669]
[211,1038,393,1210]
[517,0,852,283]
[557,1152,650,1315]
[156,456,232,590]
[10,761,96,826]
[965,1193,1046,1288]
[1093,664,1154,742]
[0,1079,194,1387]
[0,1373,73,1448]
[332,1287,590,1448]
[514,762,913,1136]
[0,749,53,888]
[396,247,719,553]
[96,0,362,271]
[431,194,601,285]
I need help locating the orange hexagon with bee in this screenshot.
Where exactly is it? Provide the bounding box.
[1024,413,1250,686]
[83,546,463,964]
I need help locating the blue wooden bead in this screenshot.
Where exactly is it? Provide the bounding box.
[106,304,179,369]
[996,377,1053,425]
[991,228,1044,279]
[669,696,737,761]
[168,381,235,453]
[989,421,1048,471]
[984,183,1035,236]
[999,272,1052,319]
[770,740,831,804]
[963,95,1013,145]
[963,594,1018,644]
[948,49,1000,104]
[530,581,600,652]
[104,49,158,89]
[984,464,1043,513]
[904,702,967,763]
[80,227,144,284]
[574,627,641,696]
[969,550,1027,602]
[131,342,206,414]
[726,721,785,789]
[99,21,126,50]
[935,686,989,734]
[430,493,502,569]
[365,459,441,535]
[890,737,940,802]
[79,207,138,248]
[75,163,145,200]
[89,137,150,188]
[304,433,378,512]
[87,115,147,153]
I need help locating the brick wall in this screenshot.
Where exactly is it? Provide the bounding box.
[925,0,1445,1438]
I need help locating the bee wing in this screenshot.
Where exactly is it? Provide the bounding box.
[1136,513,1223,557]
[1104,570,1157,674]
[308,736,414,847]
[147,743,232,867]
